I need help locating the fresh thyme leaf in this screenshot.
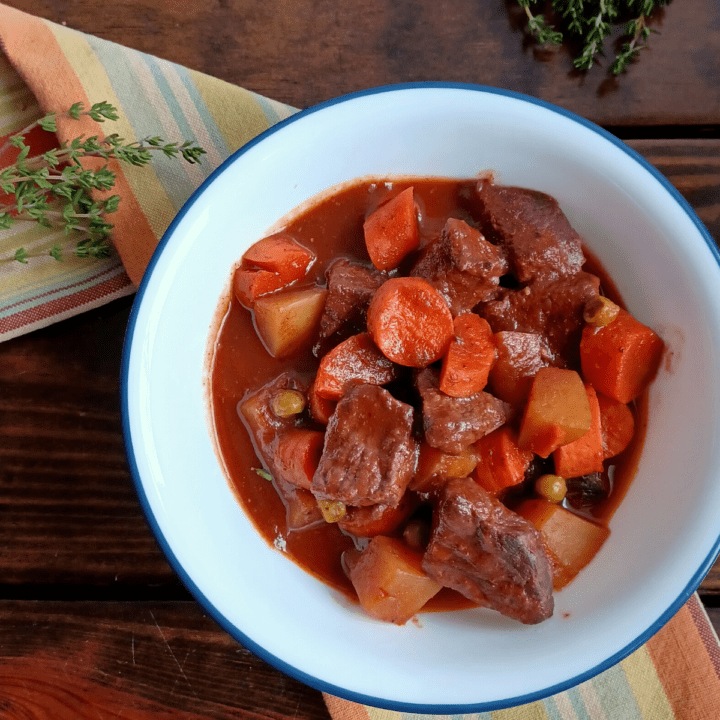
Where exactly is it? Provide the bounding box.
[519,0,672,73]
[38,114,57,133]
[0,101,206,266]
[253,468,273,482]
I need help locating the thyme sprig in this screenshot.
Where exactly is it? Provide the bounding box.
[0,101,206,265]
[518,0,671,74]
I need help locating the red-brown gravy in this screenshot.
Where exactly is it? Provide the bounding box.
[210,177,648,608]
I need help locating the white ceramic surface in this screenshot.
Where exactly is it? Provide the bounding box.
[122,84,720,712]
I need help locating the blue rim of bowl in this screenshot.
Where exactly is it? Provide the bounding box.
[121,81,720,713]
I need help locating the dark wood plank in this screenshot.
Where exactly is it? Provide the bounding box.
[0,296,176,588]
[630,138,720,254]
[7,0,720,127]
[0,600,331,720]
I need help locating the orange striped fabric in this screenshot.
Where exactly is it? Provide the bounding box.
[0,2,295,342]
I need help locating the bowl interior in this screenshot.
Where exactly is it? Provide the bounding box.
[123,85,720,711]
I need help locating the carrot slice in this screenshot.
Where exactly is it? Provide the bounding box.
[580,308,664,403]
[308,381,337,425]
[439,314,496,397]
[553,385,604,478]
[473,426,533,495]
[234,233,315,307]
[367,277,454,368]
[518,367,592,458]
[273,428,325,491]
[363,187,419,271]
[243,232,315,276]
[313,332,398,400]
[233,267,287,308]
[597,393,635,459]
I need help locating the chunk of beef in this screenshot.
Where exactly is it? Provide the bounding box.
[481,271,600,362]
[423,477,554,624]
[312,384,417,507]
[315,259,385,351]
[416,368,510,455]
[410,218,507,315]
[475,180,585,283]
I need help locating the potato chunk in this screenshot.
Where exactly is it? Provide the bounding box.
[518,367,591,458]
[253,286,327,358]
[345,536,442,625]
[516,499,610,590]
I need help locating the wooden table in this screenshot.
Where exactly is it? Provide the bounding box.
[1,0,719,717]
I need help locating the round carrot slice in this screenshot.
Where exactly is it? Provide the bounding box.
[367,277,453,367]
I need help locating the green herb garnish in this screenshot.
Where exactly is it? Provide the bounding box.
[518,0,671,73]
[0,101,206,265]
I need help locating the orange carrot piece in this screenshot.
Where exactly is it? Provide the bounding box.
[516,499,610,590]
[234,233,315,308]
[363,187,419,271]
[233,267,288,308]
[243,232,315,277]
[518,367,592,458]
[473,426,533,495]
[439,314,496,397]
[580,308,664,403]
[313,332,398,401]
[597,393,635,459]
[367,277,454,368]
[308,381,337,425]
[410,442,479,494]
[553,385,604,478]
[273,428,325,491]
[339,493,418,538]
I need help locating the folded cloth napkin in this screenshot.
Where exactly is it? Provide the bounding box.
[1,5,719,719]
[0,2,295,341]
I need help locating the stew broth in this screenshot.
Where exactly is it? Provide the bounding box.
[210,176,653,617]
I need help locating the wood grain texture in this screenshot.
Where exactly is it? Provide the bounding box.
[0,601,330,720]
[4,0,720,127]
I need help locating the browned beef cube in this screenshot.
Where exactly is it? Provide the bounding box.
[312,384,417,507]
[481,271,600,362]
[475,180,585,283]
[411,218,507,315]
[316,259,386,349]
[416,368,510,455]
[423,477,554,624]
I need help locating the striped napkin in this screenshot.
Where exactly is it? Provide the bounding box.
[0,2,295,342]
[1,5,719,718]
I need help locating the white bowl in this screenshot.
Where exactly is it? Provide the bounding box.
[122,84,720,711]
